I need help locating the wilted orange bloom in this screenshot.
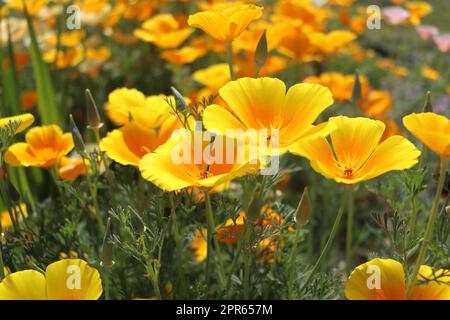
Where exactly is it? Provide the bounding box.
[359,90,393,118]
[403,113,450,158]
[203,77,334,154]
[0,113,34,135]
[139,130,259,191]
[304,72,369,102]
[1,204,27,230]
[59,157,88,181]
[188,4,263,41]
[134,14,193,49]
[5,125,74,168]
[405,1,432,25]
[422,65,440,80]
[345,258,450,300]
[20,90,38,110]
[291,116,420,184]
[161,46,206,65]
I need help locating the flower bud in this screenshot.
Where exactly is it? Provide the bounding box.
[352,70,361,107]
[295,187,311,226]
[422,91,432,112]
[85,89,104,130]
[255,30,268,75]
[69,114,86,153]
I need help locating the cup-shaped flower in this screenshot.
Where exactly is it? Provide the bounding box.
[0,113,34,135]
[188,4,263,42]
[345,258,450,300]
[403,112,450,158]
[139,129,259,191]
[5,125,74,168]
[202,77,334,154]
[0,259,102,300]
[134,13,193,49]
[290,116,421,184]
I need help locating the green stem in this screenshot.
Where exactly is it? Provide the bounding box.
[345,186,355,271]
[287,228,302,298]
[406,156,448,298]
[225,41,236,81]
[407,195,418,245]
[300,187,349,293]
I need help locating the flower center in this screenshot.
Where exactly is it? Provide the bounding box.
[343,168,354,179]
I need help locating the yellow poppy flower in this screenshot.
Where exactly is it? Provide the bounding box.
[405,1,432,25]
[422,66,440,81]
[192,229,208,263]
[359,90,393,118]
[193,63,231,91]
[290,116,420,184]
[345,258,450,300]
[161,46,206,65]
[134,14,193,49]
[105,88,176,127]
[1,203,27,229]
[6,0,47,16]
[202,77,334,153]
[5,125,74,168]
[188,4,263,42]
[139,130,259,191]
[0,259,102,300]
[0,113,34,135]
[403,113,450,158]
[100,122,158,167]
[59,157,88,181]
[307,30,357,55]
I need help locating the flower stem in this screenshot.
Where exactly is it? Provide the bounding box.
[226,41,236,80]
[345,186,355,271]
[406,156,449,298]
[300,187,349,293]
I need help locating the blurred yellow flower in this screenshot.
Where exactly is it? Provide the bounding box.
[345,258,450,300]
[59,157,88,181]
[203,77,334,153]
[5,125,74,168]
[139,130,259,191]
[0,17,27,45]
[134,14,193,49]
[192,229,208,262]
[1,204,27,229]
[6,0,47,15]
[422,66,440,81]
[0,113,34,135]
[193,63,231,91]
[291,116,420,184]
[188,4,263,41]
[0,259,102,300]
[406,1,432,25]
[161,46,206,65]
[308,30,356,55]
[359,90,393,118]
[403,113,450,158]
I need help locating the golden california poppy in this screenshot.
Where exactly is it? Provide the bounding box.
[345,258,450,300]
[59,157,88,181]
[139,129,259,191]
[290,116,420,184]
[0,113,34,135]
[5,125,74,168]
[188,4,263,42]
[0,259,102,300]
[161,46,206,65]
[134,13,193,49]
[202,77,334,153]
[403,113,450,158]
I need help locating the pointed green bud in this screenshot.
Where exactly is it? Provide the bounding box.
[170,86,189,112]
[69,114,85,153]
[85,89,103,130]
[295,187,311,226]
[255,30,268,75]
[422,91,432,112]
